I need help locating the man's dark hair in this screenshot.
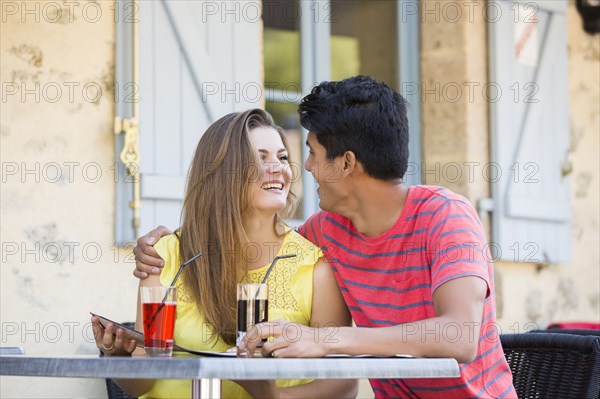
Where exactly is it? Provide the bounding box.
[298,75,409,180]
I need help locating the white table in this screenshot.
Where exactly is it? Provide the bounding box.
[0,354,460,398]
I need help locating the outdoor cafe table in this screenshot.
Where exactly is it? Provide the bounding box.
[0,354,460,398]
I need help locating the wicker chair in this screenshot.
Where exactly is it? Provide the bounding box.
[106,379,137,399]
[500,332,600,399]
[530,328,600,337]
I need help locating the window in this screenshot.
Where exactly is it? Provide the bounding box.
[262,0,421,224]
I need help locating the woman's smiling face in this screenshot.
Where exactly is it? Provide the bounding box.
[248,126,293,214]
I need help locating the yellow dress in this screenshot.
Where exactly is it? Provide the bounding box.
[141,229,322,399]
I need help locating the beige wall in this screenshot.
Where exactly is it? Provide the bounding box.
[0,2,135,397]
[421,1,491,205]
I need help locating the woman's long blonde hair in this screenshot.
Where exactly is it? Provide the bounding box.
[177,109,297,345]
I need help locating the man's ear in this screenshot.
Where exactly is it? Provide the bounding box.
[341,151,357,176]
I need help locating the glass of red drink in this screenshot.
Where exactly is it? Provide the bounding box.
[141,286,177,357]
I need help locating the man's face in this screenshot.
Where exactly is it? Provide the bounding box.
[304,132,346,212]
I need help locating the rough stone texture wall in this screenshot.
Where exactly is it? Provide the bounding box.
[420,1,490,206]
[496,3,600,331]
[0,2,135,397]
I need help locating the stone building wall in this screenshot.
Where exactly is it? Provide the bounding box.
[1,2,134,397]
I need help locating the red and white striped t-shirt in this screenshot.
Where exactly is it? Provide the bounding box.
[298,185,516,399]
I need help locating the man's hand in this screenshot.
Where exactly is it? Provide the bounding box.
[132,225,172,279]
[238,320,336,358]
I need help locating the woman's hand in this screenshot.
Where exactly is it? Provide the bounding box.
[91,316,137,356]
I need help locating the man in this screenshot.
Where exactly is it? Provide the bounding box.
[133,76,516,398]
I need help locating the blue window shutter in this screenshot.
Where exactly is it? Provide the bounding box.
[489,0,571,264]
[136,0,262,236]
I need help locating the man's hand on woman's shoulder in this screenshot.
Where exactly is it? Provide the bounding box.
[132,225,172,279]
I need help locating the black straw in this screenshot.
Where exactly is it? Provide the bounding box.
[145,251,203,330]
[254,254,297,299]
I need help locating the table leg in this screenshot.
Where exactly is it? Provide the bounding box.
[191,378,221,399]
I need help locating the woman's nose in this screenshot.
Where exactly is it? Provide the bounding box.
[264,158,283,174]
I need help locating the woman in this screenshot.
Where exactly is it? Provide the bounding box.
[91,109,356,398]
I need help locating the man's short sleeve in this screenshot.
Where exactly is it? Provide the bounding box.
[426,198,491,296]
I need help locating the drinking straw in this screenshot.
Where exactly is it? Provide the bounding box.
[145,251,203,330]
[254,254,297,299]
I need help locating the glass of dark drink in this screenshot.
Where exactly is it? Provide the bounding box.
[141,286,177,357]
[236,283,268,354]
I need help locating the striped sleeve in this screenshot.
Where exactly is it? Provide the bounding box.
[426,198,491,296]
